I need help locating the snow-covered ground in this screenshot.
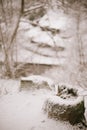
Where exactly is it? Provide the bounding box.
[0,79,87,130]
[0,4,87,130]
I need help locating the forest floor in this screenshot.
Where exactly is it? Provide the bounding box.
[0,5,87,130]
[0,79,87,130]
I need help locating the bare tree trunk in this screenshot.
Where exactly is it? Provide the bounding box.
[62,0,64,6]
[0,0,22,78]
[21,0,24,14]
[76,8,84,66]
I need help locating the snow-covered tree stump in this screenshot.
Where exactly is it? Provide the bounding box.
[43,85,85,125]
[20,75,54,90]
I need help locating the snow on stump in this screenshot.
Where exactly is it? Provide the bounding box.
[20,75,54,90]
[43,85,85,125]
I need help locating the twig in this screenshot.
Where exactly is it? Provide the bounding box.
[23,4,44,15]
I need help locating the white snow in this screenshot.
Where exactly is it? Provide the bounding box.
[46,95,84,106]
[0,79,19,95]
[13,9,78,65]
[0,3,87,130]
[18,18,32,31]
[32,33,65,48]
[15,47,66,65]
[26,27,41,39]
[21,75,54,90]
[0,80,86,130]
[39,10,72,31]
[21,75,54,85]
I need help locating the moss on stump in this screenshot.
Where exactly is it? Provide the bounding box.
[43,95,85,125]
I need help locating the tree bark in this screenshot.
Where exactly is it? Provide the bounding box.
[0,0,22,78]
[21,0,24,14]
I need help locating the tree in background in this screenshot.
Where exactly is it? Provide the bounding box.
[0,0,22,78]
[21,0,24,13]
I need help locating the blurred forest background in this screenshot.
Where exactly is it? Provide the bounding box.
[0,0,87,89]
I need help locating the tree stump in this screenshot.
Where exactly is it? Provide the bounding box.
[43,84,85,125]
